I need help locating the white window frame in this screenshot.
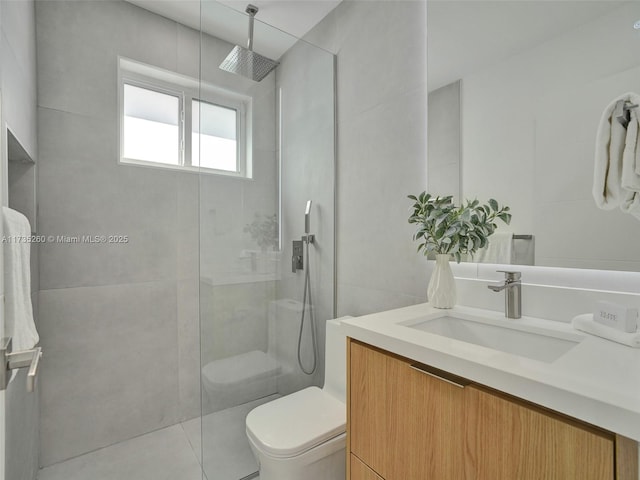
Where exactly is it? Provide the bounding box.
[120,76,186,168]
[118,56,253,178]
[191,95,248,177]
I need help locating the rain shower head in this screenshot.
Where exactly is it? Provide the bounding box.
[219,46,279,82]
[219,4,279,82]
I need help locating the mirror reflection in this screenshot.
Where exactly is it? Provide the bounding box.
[427,1,640,271]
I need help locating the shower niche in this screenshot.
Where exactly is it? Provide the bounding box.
[7,129,36,231]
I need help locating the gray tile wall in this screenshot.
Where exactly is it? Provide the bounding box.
[36,0,279,466]
[275,38,335,389]
[1,0,37,163]
[35,0,196,462]
[305,1,430,316]
[2,0,40,479]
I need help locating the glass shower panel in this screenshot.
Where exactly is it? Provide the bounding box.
[198,3,335,479]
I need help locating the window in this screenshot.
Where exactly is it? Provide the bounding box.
[118,57,252,177]
[123,83,182,165]
[192,99,245,174]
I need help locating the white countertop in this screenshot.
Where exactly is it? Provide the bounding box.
[341,303,640,441]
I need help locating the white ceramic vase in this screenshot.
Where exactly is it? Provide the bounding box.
[428,254,457,309]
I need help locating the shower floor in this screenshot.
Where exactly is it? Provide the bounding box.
[36,396,277,480]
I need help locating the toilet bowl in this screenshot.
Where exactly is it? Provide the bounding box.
[245,316,351,480]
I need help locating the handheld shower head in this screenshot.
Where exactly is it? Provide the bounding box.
[305,201,312,234]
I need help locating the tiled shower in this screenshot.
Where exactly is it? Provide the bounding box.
[31,0,334,478]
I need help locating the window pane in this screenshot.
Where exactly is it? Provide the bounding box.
[123,84,180,165]
[192,100,238,171]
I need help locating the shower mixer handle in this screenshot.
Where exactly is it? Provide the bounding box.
[292,240,304,272]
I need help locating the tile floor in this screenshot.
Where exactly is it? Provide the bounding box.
[37,396,277,480]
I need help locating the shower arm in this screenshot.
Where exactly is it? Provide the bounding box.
[246,4,258,51]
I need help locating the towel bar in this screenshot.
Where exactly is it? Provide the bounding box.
[617,102,638,127]
[0,337,42,392]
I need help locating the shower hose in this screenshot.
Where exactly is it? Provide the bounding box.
[297,236,318,375]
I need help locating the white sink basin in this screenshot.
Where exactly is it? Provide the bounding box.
[405,314,583,363]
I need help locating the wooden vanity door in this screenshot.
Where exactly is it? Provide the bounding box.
[465,385,615,480]
[350,454,384,480]
[349,340,465,479]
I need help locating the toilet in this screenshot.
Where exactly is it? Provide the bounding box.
[245,316,350,480]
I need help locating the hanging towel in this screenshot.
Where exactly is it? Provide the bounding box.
[593,92,640,219]
[620,102,640,219]
[3,207,39,357]
[474,232,513,264]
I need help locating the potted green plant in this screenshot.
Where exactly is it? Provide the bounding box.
[244,213,279,273]
[408,192,511,308]
[244,213,278,252]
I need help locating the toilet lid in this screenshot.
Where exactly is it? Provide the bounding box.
[246,386,345,458]
[202,351,280,386]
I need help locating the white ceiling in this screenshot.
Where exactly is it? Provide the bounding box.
[127,0,629,89]
[126,0,341,60]
[427,1,628,92]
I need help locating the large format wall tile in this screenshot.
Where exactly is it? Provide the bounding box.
[35,0,178,121]
[6,368,39,480]
[38,282,179,466]
[35,0,280,466]
[335,1,427,123]
[303,1,429,318]
[337,86,429,303]
[37,107,180,289]
[177,277,201,421]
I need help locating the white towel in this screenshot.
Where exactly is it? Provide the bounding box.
[572,313,640,348]
[474,232,513,264]
[620,103,640,219]
[593,92,640,219]
[3,207,39,357]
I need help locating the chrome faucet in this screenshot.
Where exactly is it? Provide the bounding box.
[488,270,522,319]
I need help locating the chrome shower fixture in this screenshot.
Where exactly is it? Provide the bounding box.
[219,4,280,82]
[297,199,317,375]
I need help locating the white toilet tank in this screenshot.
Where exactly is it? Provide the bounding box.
[322,317,350,403]
[268,299,306,368]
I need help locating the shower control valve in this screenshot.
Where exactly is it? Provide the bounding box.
[292,240,304,272]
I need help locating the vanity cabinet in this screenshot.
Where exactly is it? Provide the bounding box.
[350,454,383,480]
[347,339,638,480]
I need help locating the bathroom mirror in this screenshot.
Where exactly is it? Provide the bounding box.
[427,1,640,271]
